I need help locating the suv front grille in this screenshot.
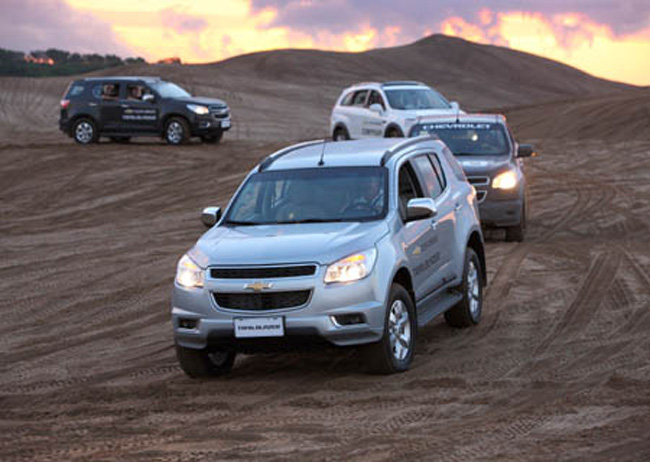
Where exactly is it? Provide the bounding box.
[213,290,311,311]
[209,105,229,119]
[468,176,490,186]
[210,265,317,279]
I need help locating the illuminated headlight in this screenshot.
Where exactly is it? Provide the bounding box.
[492,170,518,190]
[324,248,377,284]
[187,104,210,115]
[176,254,205,288]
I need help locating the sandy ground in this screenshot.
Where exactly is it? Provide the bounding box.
[1,128,648,461]
[0,38,649,459]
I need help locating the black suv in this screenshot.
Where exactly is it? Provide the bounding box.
[59,77,231,145]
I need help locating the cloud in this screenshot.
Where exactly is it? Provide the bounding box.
[0,0,133,55]
[250,0,650,38]
[160,7,208,34]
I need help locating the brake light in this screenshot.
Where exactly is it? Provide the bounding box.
[60,99,70,109]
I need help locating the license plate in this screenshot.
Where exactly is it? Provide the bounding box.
[234,317,284,338]
[221,120,231,128]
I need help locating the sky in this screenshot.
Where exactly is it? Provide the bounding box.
[1,0,649,85]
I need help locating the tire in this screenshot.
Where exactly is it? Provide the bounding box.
[175,343,236,378]
[165,117,190,145]
[201,132,223,144]
[72,118,99,144]
[445,248,483,328]
[385,126,404,138]
[363,284,416,374]
[110,136,131,143]
[505,202,526,242]
[332,126,350,141]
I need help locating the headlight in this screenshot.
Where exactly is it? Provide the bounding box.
[324,248,377,284]
[187,104,210,115]
[176,254,205,288]
[492,170,518,190]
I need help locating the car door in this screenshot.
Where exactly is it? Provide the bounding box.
[427,152,459,282]
[98,81,124,132]
[361,91,386,138]
[347,89,369,138]
[410,154,452,293]
[120,82,159,132]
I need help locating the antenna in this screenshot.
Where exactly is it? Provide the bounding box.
[318,139,327,166]
[455,106,460,124]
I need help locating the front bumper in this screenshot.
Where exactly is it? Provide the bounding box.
[190,114,232,136]
[476,185,524,227]
[172,266,386,351]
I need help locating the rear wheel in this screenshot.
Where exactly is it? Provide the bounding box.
[201,132,223,144]
[505,202,526,242]
[165,117,190,145]
[175,343,236,378]
[333,126,350,141]
[445,248,483,328]
[363,284,416,374]
[72,118,98,144]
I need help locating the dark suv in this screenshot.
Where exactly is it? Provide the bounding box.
[59,77,231,145]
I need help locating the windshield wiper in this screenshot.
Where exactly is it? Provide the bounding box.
[225,220,263,226]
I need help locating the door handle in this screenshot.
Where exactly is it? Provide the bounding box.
[431,220,438,230]
[120,104,129,108]
[454,202,462,211]
[88,102,97,107]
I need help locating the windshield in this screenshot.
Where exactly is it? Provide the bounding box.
[226,167,388,225]
[412,122,510,156]
[150,81,191,98]
[384,88,451,110]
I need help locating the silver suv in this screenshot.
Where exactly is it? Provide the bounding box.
[172,137,486,377]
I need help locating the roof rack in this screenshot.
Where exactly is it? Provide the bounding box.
[349,81,381,88]
[381,81,426,87]
[380,135,438,166]
[258,140,326,172]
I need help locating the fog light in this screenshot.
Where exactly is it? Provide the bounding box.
[331,314,365,326]
[178,318,198,329]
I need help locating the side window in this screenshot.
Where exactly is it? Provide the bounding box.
[340,92,355,106]
[92,85,103,99]
[398,163,422,217]
[428,153,447,190]
[441,146,467,182]
[351,90,369,106]
[367,91,386,110]
[412,155,443,199]
[101,83,120,101]
[126,84,151,101]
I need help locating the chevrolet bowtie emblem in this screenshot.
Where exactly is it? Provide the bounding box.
[244,281,273,292]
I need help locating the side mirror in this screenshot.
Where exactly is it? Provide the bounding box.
[450,101,460,111]
[201,206,221,227]
[517,144,536,158]
[406,198,437,222]
[142,93,155,103]
[368,103,384,114]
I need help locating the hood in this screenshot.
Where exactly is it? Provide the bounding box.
[455,155,513,176]
[175,96,228,107]
[189,221,389,268]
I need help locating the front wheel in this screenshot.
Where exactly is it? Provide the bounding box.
[175,343,236,378]
[445,248,483,328]
[333,126,350,141]
[363,284,416,374]
[165,117,190,145]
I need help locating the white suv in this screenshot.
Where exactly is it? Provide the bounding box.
[330,81,462,141]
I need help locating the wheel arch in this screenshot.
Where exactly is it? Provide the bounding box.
[332,122,349,137]
[392,266,415,306]
[69,114,98,135]
[467,230,487,286]
[161,113,191,133]
[384,123,404,138]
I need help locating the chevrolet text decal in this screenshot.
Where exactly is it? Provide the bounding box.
[421,123,493,130]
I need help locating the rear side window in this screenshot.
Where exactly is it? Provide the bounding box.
[351,90,368,106]
[412,155,443,199]
[92,85,103,99]
[66,84,85,98]
[100,83,120,101]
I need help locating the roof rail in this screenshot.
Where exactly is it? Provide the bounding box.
[258,139,326,172]
[381,81,426,87]
[380,135,439,166]
[350,81,380,88]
